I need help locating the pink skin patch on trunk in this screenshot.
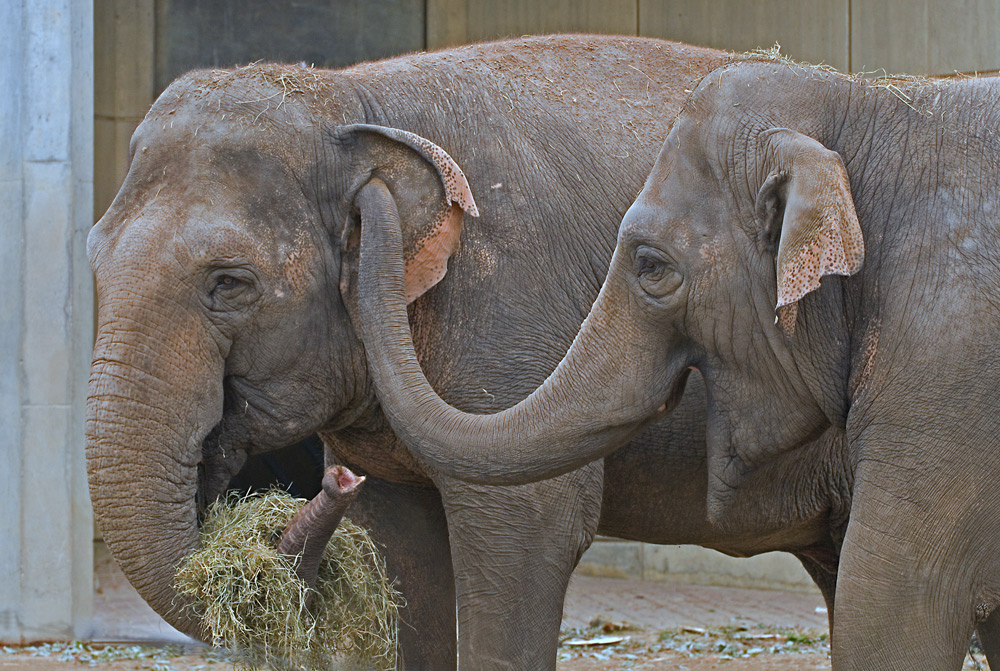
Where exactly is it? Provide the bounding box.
[329,465,366,494]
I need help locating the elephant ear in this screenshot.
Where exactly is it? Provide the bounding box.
[333,124,480,303]
[754,128,864,336]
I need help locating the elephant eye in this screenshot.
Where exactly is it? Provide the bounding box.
[637,257,659,276]
[215,275,238,290]
[634,245,682,299]
[634,246,669,281]
[205,268,258,311]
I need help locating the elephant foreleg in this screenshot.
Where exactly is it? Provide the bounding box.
[833,488,976,670]
[437,461,603,671]
[794,547,839,632]
[975,607,1000,668]
[341,474,456,671]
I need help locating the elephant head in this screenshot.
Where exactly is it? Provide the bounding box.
[86,66,477,637]
[355,60,863,514]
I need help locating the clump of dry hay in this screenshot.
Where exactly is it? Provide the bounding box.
[174,490,400,671]
[736,43,936,94]
[730,43,950,116]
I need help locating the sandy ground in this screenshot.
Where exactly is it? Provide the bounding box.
[0,635,990,670]
[0,636,835,671]
[0,554,989,670]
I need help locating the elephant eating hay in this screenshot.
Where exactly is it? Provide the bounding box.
[173,484,400,671]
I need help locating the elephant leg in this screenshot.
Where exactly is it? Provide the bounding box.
[793,548,839,631]
[437,461,604,671]
[833,502,974,670]
[976,607,1000,668]
[343,474,456,671]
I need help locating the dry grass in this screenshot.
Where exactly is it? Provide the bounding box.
[731,43,949,114]
[737,44,938,91]
[174,490,400,671]
[735,43,840,74]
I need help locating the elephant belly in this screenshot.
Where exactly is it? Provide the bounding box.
[319,427,434,486]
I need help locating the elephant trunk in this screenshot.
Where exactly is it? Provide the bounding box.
[86,300,225,641]
[356,179,687,485]
[277,465,366,592]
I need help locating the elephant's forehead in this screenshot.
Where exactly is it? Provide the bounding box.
[104,199,244,264]
[628,175,709,245]
[100,194,321,303]
[102,196,246,264]
[106,145,313,259]
[131,113,308,200]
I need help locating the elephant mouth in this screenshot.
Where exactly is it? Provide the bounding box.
[196,423,248,517]
[196,377,260,517]
[653,367,693,420]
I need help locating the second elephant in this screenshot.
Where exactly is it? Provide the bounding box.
[356,57,1000,670]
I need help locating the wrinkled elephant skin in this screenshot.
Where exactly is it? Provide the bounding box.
[356,59,1000,669]
[87,38,859,670]
[88,35,750,670]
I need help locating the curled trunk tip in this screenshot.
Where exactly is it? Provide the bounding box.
[325,464,366,496]
[277,465,366,591]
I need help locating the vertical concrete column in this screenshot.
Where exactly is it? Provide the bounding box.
[0,0,27,640]
[0,0,94,642]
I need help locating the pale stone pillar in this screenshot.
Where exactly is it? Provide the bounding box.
[0,0,95,642]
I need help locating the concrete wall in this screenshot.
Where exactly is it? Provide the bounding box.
[579,541,819,594]
[0,0,94,643]
[94,1,154,222]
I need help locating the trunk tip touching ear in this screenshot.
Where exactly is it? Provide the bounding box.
[346,124,479,302]
[775,302,798,336]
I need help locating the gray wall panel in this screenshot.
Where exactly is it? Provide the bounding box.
[639,0,850,70]
[853,0,1000,75]
[428,0,637,49]
[156,0,426,91]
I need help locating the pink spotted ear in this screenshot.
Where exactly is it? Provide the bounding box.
[366,127,480,219]
[755,129,864,335]
[375,128,479,303]
[402,202,465,303]
[336,124,479,304]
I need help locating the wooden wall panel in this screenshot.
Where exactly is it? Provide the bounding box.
[428,0,637,50]
[638,0,849,71]
[852,0,1000,75]
[93,0,154,220]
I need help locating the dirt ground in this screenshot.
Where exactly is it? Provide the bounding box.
[0,637,833,671]
[0,634,989,670]
[2,558,989,670]
[556,623,835,670]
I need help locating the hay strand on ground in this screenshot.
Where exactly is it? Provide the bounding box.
[174,489,400,671]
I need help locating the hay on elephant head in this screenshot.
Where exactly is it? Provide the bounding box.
[173,489,400,671]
